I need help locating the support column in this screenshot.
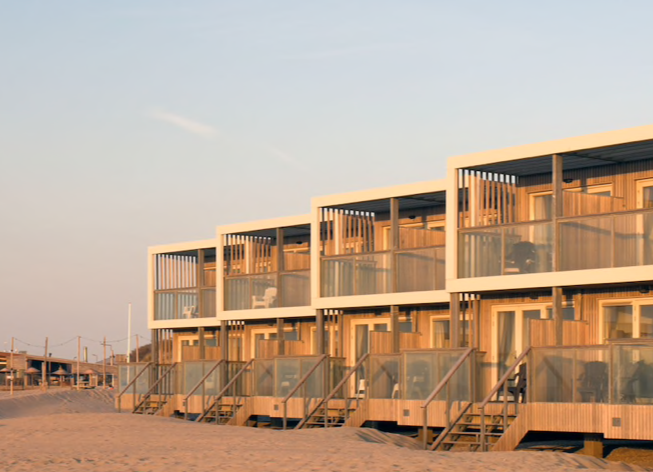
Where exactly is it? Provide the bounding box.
[390,198,399,293]
[337,312,345,358]
[583,433,603,458]
[277,318,285,356]
[316,310,325,355]
[553,287,563,346]
[151,330,159,364]
[450,293,461,348]
[220,322,229,361]
[390,306,400,353]
[552,154,563,272]
[198,327,205,360]
[276,228,284,307]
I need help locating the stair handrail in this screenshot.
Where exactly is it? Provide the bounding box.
[182,359,226,420]
[196,358,254,423]
[132,362,178,414]
[420,347,474,449]
[295,353,369,429]
[478,346,531,451]
[116,362,153,413]
[281,354,328,430]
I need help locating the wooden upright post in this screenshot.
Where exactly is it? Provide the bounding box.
[390,197,399,293]
[220,321,229,361]
[198,327,206,360]
[135,335,140,363]
[552,154,563,272]
[390,306,400,353]
[316,310,325,355]
[553,287,564,346]
[276,228,284,307]
[450,294,461,348]
[277,318,285,356]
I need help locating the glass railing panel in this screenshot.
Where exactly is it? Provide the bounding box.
[224,274,278,311]
[321,252,391,297]
[402,350,466,401]
[280,270,310,307]
[154,290,199,320]
[563,191,624,217]
[559,217,612,271]
[300,357,324,399]
[329,357,346,393]
[530,346,608,403]
[396,247,445,292]
[369,355,400,399]
[200,289,216,318]
[274,358,301,397]
[119,363,151,393]
[180,361,222,396]
[459,223,552,278]
[613,211,653,268]
[252,359,274,397]
[612,343,653,404]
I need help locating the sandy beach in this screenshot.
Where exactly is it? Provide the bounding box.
[0,390,650,472]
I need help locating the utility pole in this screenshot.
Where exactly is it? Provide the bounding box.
[135,335,140,363]
[42,337,48,391]
[9,337,14,396]
[102,336,107,389]
[77,336,81,390]
[127,303,132,363]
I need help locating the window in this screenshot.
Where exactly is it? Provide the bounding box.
[637,178,653,209]
[601,299,653,341]
[530,192,553,221]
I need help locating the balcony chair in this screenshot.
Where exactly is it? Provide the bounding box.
[251,287,277,309]
[621,360,653,403]
[355,379,367,399]
[505,241,537,274]
[577,361,608,403]
[182,306,197,318]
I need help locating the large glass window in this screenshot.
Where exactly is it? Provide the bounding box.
[602,301,653,341]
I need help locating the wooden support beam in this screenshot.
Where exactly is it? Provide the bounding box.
[151,330,159,364]
[582,433,603,458]
[220,322,229,361]
[277,318,285,356]
[276,228,284,307]
[390,197,399,293]
[316,310,325,355]
[198,327,205,360]
[552,154,563,272]
[390,306,400,353]
[450,293,461,348]
[553,287,563,346]
[337,312,344,358]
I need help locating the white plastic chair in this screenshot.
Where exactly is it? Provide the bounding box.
[252,287,277,309]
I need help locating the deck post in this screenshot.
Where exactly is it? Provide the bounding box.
[390,306,400,353]
[198,327,205,360]
[450,293,461,348]
[390,197,399,293]
[582,433,604,458]
[553,287,563,346]
[276,228,284,307]
[277,318,285,356]
[316,310,325,355]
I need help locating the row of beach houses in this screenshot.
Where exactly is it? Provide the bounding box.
[119,125,653,453]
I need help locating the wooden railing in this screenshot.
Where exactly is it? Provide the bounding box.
[296,353,369,429]
[478,347,531,451]
[116,362,153,413]
[182,359,225,420]
[281,354,328,430]
[421,347,474,450]
[132,363,178,414]
[196,359,254,423]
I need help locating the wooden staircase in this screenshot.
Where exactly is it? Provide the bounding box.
[433,408,517,451]
[197,401,244,425]
[301,400,363,428]
[133,398,168,416]
[131,363,177,417]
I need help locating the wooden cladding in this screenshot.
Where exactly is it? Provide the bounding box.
[224,235,276,275]
[155,253,198,290]
[458,169,517,228]
[320,208,376,256]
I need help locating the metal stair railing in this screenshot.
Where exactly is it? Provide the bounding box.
[132,362,178,414]
[295,353,369,429]
[182,359,226,420]
[478,347,531,452]
[281,354,328,430]
[116,362,153,413]
[421,347,474,450]
[196,359,254,424]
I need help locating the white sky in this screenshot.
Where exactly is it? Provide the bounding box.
[2,0,653,359]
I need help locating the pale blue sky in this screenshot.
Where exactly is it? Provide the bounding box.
[2,1,653,358]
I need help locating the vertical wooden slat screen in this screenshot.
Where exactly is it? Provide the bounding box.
[458,169,518,228]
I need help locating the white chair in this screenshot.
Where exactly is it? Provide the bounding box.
[355,379,367,399]
[182,306,197,318]
[252,287,277,309]
[391,382,400,399]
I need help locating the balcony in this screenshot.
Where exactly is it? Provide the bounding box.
[153,248,216,320]
[458,207,653,278]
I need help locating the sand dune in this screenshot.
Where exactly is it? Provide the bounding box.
[0,390,649,472]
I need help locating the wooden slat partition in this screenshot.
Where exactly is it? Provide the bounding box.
[320,208,376,256]
[459,169,517,228]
